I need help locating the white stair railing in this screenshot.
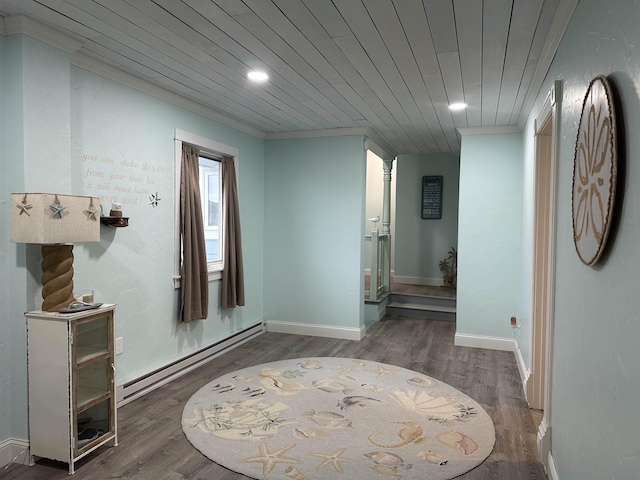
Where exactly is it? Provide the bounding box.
[365,229,390,300]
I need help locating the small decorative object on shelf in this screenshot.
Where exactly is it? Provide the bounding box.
[109,202,123,217]
[101,202,129,227]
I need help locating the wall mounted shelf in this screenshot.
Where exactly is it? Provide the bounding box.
[100,217,129,227]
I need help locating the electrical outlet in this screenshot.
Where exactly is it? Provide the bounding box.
[115,337,124,355]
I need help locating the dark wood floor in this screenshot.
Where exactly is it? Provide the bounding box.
[1,316,546,480]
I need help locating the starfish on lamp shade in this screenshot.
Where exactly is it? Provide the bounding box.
[84,199,99,221]
[16,200,33,216]
[49,197,67,218]
[84,207,99,220]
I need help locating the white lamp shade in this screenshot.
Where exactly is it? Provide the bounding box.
[10,193,100,244]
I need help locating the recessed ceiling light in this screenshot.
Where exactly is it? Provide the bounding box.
[449,102,467,111]
[247,71,269,82]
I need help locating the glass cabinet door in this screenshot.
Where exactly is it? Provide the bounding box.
[75,315,110,361]
[72,313,115,454]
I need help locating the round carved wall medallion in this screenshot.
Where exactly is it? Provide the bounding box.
[572,75,617,266]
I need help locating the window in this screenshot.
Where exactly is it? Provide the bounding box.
[173,129,239,288]
[200,156,222,264]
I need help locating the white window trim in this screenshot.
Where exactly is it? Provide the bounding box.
[198,157,223,271]
[173,128,239,289]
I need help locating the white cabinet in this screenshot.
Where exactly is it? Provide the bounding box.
[26,304,118,474]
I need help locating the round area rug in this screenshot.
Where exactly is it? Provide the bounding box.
[182,357,495,479]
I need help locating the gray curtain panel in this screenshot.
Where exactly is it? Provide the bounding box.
[221,156,245,308]
[180,144,209,322]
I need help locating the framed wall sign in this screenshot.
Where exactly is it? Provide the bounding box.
[422,175,443,219]
[572,75,618,266]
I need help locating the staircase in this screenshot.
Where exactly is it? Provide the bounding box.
[386,292,456,322]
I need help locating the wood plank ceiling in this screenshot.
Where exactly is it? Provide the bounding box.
[0,0,569,155]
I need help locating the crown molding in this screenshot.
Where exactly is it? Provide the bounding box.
[266,127,398,158]
[265,127,369,140]
[364,138,393,160]
[3,15,82,53]
[457,125,522,136]
[363,128,396,159]
[517,0,580,129]
[71,52,267,139]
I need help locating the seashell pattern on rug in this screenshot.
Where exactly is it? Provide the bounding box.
[182,357,495,479]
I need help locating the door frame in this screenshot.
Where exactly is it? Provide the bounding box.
[529,80,561,467]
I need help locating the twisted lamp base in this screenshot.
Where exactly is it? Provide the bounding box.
[41,245,75,312]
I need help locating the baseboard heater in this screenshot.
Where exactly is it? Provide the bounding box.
[116,321,265,407]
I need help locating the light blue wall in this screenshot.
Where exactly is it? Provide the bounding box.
[2,34,66,444]
[22,39,73,191]
[394,153,459,284]
[518,120,536,372]
[457,133,523,338]
[0,31,11,446]
[523,0,640,477]
[69,66,266,385]
[264,136,365,330]
[1,33,265,445]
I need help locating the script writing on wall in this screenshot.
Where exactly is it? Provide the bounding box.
[82,153,171,207]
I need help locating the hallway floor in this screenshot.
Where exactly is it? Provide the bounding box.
[1,316,546,480]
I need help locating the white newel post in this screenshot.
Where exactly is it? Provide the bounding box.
[382,159,392,235]
[382,159,393,290]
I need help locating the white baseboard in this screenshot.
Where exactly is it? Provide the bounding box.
[117,322,265,407]
[547,450,559,480]
[266,321,365,341]
[454,333,517,352]
[392,275,442,286]
[514,343,530,394]
[0,437,30,468]
[538,419,552,470]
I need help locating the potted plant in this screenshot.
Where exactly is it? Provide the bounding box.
[438,247,457,288]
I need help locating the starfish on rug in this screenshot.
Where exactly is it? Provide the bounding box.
[308,448,357,473]
[242,441,301,476]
